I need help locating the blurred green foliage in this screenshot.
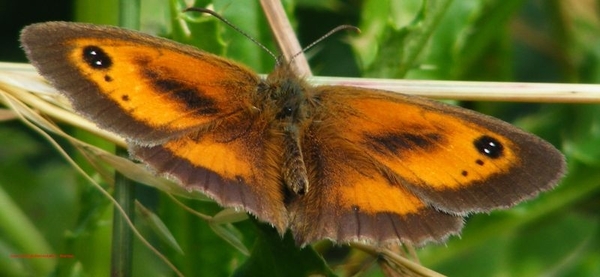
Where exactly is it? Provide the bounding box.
[1,0,599,276]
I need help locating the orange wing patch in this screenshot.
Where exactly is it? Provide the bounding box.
[338,175,425,214]
[346,95,517,188]
[66,38,258,132]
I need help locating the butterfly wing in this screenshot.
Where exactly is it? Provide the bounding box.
[20,22,289,231]
[289,85,565,245]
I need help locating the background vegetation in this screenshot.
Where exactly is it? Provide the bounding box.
[0,0,599,276]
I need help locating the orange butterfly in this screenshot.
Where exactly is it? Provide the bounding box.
[20,20,565,246]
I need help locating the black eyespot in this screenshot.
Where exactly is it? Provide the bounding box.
[82,46,112,69]
[474,135,504,159]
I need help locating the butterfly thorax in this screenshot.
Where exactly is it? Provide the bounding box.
[260,64,311,195]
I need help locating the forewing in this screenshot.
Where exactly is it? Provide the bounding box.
[20,22,260,144]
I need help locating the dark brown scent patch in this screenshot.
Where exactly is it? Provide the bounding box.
[143,69,220,114]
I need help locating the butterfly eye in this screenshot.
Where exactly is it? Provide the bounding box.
[473,135,504,158]
[82,45,112,69]
[277,106,294,119]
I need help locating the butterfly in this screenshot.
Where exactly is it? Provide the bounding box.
[20,19,565,247]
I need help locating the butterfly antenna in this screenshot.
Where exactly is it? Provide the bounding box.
[291,25,360,62]
[184,7,279,61]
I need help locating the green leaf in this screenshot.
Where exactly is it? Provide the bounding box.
[355,0,453,78]
[564,105,600,166]
[135,201,184,255]
[232,219,335,277]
